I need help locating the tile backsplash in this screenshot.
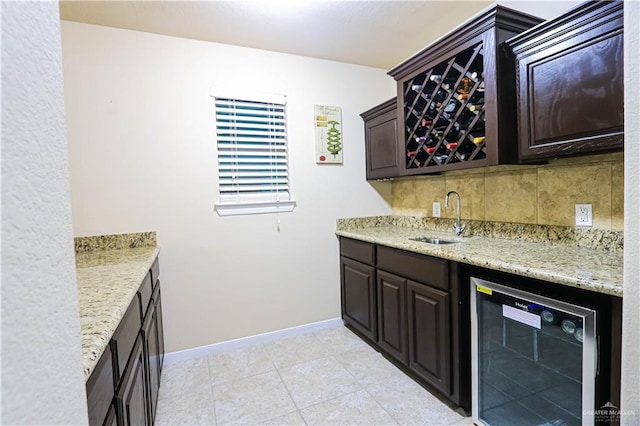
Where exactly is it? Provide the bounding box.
[392,152,624,231]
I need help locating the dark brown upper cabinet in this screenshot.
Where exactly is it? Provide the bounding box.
[388,6,542,175]
[361,98,399,180]
[506,1,623,162]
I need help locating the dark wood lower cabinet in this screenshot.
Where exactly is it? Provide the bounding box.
[86,257,164,426]
[340,256,377,341]
[339,238,464,408]
[155,283,165,372]
[116,335,149,426]
[86,346,115,426]
[377,270,408,364]
[144,284,163,424]
[407,280,451,396]
[104,403,117,426]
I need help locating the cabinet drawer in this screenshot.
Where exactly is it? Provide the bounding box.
[111,294,142,381]
[150,257,160,287]
[377,245,449,291]
[138,272,153,319]
[86,346,115,426]
[340,238,375,266]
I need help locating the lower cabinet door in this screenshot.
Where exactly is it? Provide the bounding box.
[143,302,161,424]
[116,334,149,426]
[86,347,115,426]
[340,256,377,341]
[377,270,408,364]
[407,280,451,395]
[104,403,117,426]
[155,282,165,372]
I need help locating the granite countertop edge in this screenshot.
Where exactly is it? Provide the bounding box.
[77,245,160,381]
[335,227,623,297]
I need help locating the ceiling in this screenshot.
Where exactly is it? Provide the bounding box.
[59,1,577,70]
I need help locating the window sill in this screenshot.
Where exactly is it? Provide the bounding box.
[214,200,296,216]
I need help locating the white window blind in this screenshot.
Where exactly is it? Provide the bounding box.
[211,88,295,216]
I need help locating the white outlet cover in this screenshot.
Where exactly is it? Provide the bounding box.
[575,204,593,227]
[433,202,441,218]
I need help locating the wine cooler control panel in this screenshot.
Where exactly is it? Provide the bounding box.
[403,43,486,170]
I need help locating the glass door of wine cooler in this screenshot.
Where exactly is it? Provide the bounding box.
[471,278,597,426]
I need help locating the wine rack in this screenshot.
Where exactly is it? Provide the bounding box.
[403,44,486,170]
[389,5,543,175]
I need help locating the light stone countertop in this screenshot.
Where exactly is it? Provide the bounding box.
[76,245,159,381]
[336,226,623,297]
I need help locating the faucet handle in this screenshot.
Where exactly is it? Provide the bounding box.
[453,223,466,237]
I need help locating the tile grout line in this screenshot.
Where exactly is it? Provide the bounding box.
[264,339,308,424]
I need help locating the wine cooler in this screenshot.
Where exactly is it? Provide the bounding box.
[471,277,597,426]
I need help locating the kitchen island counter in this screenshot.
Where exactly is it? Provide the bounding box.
[76,242,159,381]
[336,219,623,297]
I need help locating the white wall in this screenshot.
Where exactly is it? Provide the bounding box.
[498,0,582,20]
[1,2,88,424]
[622,1,640,423]
[61,22,395,352]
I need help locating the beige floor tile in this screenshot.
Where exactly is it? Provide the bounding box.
[278,356,362,409]
[311,326,367,354]
[259,410,306,426]
[334,346,406,388]
[300,390,397,426]
[265,334,328,368]
[158,356,211,401]
[155,388,216,425]
[213,370,297,425]
[367,374,465,426]
[207,344,275,385]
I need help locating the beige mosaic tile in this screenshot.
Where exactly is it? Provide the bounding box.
[392,206,427,217]
[537,162,612,229]
[484,168,537,224]
[444,172,485,221]
[413,176,446,215]
[611,160,624,231]
[546,152,616,166]
[392,179,420,211]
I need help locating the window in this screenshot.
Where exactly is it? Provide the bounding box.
[211,88,296,216]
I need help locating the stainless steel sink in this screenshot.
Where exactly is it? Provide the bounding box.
[409,236,459,245]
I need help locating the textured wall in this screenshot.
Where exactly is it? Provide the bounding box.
[1,2,88,423]
[392,153,624,231]
[61,21,395,353]
[621,1,640,423]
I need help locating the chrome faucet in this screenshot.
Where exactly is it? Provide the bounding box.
[445,190,466,237]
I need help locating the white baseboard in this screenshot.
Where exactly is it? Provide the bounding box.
[163,317,343,365]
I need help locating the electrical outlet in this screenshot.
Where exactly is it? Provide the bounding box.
[575,204,593,227]
[433,202,441,218]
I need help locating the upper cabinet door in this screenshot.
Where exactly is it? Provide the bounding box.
[388,6,542,175]
[507,1,624,162]
[361,98,399,180]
